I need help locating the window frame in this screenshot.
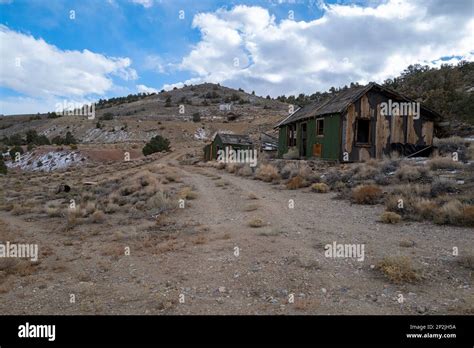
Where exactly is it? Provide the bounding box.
[316,118,324,137]
[355,118,371,146]
[287,124,297,147]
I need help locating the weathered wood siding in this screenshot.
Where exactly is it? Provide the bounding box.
[341,90,434,161]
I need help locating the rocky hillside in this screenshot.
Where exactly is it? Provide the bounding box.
[0,83,289,144]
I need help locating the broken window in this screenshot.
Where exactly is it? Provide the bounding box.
[356,119,371,144]
[316,118,324,136]
[287,124,296,147]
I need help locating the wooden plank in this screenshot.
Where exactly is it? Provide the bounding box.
[360,94,370,119]
[391,115,404,143]
[375,104,390,159]
[345,104,355,154]
[422,121,434,145]
[406,114,418,144]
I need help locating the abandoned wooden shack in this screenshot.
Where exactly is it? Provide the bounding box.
[275,83,441,161]
[203,132,254,161]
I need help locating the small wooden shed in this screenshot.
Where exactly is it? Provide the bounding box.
[203,132,254,161]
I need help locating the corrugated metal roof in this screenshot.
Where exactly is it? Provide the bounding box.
[275,83,441,127]
[276,84,371,127]
[216,132,253,146]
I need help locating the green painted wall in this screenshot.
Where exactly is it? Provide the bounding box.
[310,115,341,160]
[209,134,254,160]
[277,114,341,160]
[278,126,288,157]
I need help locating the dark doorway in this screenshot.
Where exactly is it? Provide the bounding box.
[356,119,371,144]
[300,123,307,157]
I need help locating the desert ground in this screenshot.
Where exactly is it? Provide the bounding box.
[0,144,472,315]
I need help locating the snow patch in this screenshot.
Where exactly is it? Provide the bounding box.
[6,150,86,172]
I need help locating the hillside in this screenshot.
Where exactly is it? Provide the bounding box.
[383,61,474,134]
[0,83,288,146]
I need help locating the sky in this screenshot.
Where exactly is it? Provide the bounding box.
[0,0,472,115]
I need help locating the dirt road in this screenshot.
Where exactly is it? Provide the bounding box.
[0,160,472,315]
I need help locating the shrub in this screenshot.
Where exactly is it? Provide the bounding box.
[143,135,170,156]
[248,218,265,228]
[237,165,253,177]
[395,165,423,182]
[192,112,201,122]
[9,145,23,160]
[286,175,304,190]
[352,184,383,204]
[100,112,114,120]
[243,204,259,212]
[90,210,106,223]
[280,162,298,179]
[380,211,402,224]
[311,183,330,193]
[376,256,420,284]
[428,157,463,170]
[434,200,463,225]
[430,178,457,197]
[255,164,280,182]
[461,205,474,227]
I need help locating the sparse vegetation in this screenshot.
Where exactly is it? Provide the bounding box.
[380,211,402,224]
[352,185,383,205]
[311,183,329,193]
[143,135,170,156]
[376,256,420,284]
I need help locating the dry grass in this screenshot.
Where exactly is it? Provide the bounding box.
[237,165,253,177]
[243,203,259,212]
[311,183,330,193]
[352,185,383,205]
[428,157,463,170]
[248,218,265,228]
[457,254,474,270]
[434,200,474,227]
[247,193,258,200]
[286,175,305,190]
[146,191,176,211]
[45,205,63,217]
[0,258,37,277]
[376,256,420,284]
[395,165,429,182]
[89,210,106,224]
[255,164,280,182]
[215,180,229,187]
[380,211,402,224]
[179,187,198,200]
[399,240,415,248]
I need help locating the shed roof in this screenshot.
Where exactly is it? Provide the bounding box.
[215,132,253,146]
[275,83,441,127]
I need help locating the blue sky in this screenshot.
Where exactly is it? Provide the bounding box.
[0,0,472,114]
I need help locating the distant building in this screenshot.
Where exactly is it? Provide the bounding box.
[203,132,254,161]
[260,132,278,152]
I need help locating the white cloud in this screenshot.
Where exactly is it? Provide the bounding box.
[136,84,158,94]
[0,25,137,101]
[172,1,474,96]
[131,0,154,8]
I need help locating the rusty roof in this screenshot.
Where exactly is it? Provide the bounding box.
[275,83,441,127]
